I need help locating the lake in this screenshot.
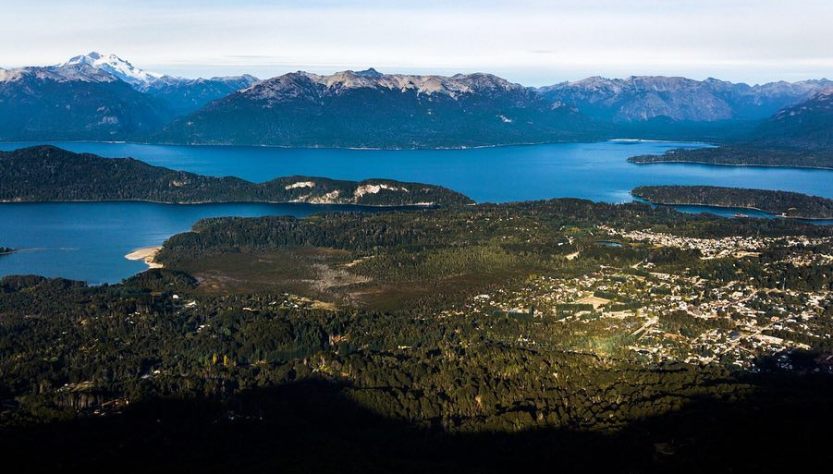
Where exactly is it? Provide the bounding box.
[0,202,391,285]
[2,140,832,283]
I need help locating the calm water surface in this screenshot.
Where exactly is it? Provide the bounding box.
[1,140,832,283]
[0,202,384,285]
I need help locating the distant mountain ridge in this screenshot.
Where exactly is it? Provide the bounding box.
[158,68,593,147]
[539,76,833,122]
[60,52,261,116]
[1,52,832,147]
[0,59,169,140]
[0,52,259,140]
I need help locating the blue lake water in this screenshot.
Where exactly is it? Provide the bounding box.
[1,140,832,283]
[0,202,387,285]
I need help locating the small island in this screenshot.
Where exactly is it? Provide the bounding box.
[633,185,833,219]
[0,146,473,207]
[628,146,833,170]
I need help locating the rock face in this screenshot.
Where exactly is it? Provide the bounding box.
[158,69,593,148]
[538,76,833,122]
[753,89,833,149]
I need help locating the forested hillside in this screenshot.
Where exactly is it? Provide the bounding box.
[628,146,833,170]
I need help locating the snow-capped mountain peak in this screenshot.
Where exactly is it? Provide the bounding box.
[62,52,161,87]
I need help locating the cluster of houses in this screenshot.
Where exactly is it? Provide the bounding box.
[599,225,831,260]
[449,227,832,371]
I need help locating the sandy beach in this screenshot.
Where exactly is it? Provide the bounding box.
[125,246,163,269]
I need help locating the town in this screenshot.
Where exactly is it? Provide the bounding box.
[449,225,833,370]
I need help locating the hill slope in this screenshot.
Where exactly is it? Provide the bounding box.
[752,89,833,149]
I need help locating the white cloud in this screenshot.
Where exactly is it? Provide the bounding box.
[2,0,832,85]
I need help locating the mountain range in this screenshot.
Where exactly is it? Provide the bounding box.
[62,52,260,115]
[539,76,832,122]
[1,52,831,147]
[0,53,258,140]
[158,69,592,147]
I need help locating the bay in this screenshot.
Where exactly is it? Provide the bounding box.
[2,140,832,283]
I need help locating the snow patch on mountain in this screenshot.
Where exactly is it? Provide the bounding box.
[63,52,161,87]
[0,62,119,84]
[0,68,23,82]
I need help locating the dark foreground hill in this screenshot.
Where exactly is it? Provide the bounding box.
[0,146,473,206]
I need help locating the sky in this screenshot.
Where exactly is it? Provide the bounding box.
[2,0,832,86]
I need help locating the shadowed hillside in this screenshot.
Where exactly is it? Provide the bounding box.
[2,373,833,473]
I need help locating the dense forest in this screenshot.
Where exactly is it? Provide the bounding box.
[0,146,473,206]
[633,185,833,219]
[628,146,833,170]
[3,198,833,471]
[2,272,832,472]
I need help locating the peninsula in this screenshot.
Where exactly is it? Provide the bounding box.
[628,146,833,170]
[0,146,473,207]
[633,185,833,219]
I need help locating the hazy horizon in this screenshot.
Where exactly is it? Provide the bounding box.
[4,51,833,88]
[3,0,833,86]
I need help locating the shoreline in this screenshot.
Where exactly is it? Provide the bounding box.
[628,159,833,172]
[125,246,163,269]
[0,138,706,152]
[0,198,450,208]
